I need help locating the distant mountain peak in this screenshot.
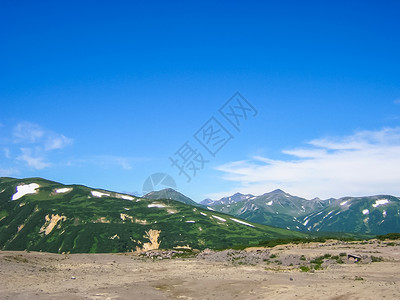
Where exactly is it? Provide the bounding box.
[270,189,286,194]
[232,192,244,196]
[143,188,202,207]
[200,198,214,206]
[201,192,254,207]
[165,187,177,191]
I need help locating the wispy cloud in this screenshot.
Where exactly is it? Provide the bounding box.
[91,155,134,170]
[44,134,73,151]
[76,155,150,170]
[13,122,44,143]
[13,122,73,151]
[1,122,74,170]
[17,148,51,170]
[214,127,400,199]
[3,148,10,159]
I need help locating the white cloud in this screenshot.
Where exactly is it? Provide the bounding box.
[3,148,10,159]
[13,122,73,151]
[17,148,51,170]
[86,155,143,170]
[214,127,400,199]
[13,122,44,143]
[6,122,73,170]
[65,155,151,172]
[97,155,133,170]
[45,134,73,151]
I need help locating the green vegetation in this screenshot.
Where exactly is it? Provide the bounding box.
[331,255,344,264]
[0,210,8,219]
[310,256,325,270]
[336,258,344,264]
[171,249,197,259]
[0,177,309,253]
[376,233,400,240]
[210,190,400,236]
[355,276,364,281]
[258,235,367,248]
[300,266,310,272]
[371,256,383,262]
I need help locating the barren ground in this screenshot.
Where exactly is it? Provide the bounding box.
[1,240,400,299]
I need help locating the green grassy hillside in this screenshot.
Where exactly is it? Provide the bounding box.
[0,177,308,253]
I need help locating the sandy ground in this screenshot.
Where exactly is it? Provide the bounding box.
[1,240,400,299]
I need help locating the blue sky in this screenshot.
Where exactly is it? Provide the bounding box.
[1,0,400,201]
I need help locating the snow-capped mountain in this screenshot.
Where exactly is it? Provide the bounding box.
[200,192,254,206]
[205,190,400,234]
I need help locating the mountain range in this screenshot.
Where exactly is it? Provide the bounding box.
[202,190,400,235]
[0,177,308,253]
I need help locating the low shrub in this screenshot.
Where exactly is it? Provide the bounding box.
[300,266,310,272]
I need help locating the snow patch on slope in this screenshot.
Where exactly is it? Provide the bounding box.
[119,194,135,201]
[372,199,389,208]
[230,218,255,227]
[91,191,110,198]
[12,183,40,200]
[212,215,226,222]
[55,187,72,194]
[322,211,334,220]
[148,203,166,208]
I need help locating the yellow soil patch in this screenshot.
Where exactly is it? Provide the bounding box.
[120,213,133,222]
[167,208,178,214]
[93,217,110,223]
[135,219,148,225]
[174,245,192,250]
[110,234,120,240]
[39,214,67,235]
[136,229,161,252]
[17,224,24,232]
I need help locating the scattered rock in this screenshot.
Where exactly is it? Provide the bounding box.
[197,249,271,265]
[139,250,186,259]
